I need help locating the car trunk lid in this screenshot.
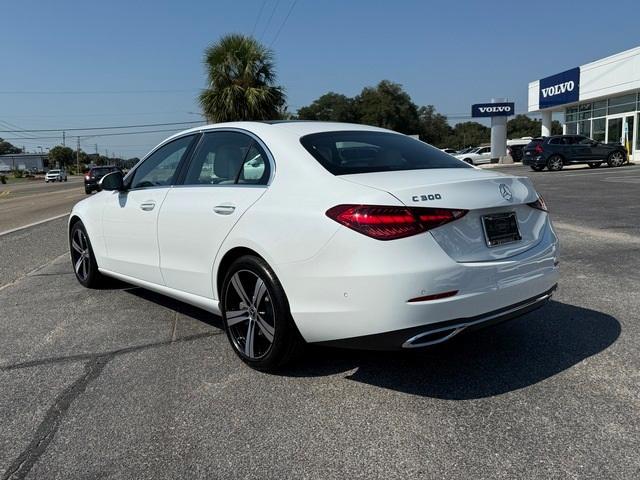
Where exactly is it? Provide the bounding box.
[339,169,547,262]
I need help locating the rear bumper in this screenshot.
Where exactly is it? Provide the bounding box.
[278,217,559,344]
[523,155,546,166]
[316,285,556,350]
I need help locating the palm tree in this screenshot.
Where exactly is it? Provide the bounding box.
[199,34,286,123]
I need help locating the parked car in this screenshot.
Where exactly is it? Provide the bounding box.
[440,148,458,154]
[45,169,67,182]
[454,146,492,165]
[523,135,627,171]
[69,121,558,371]
[84,166,122,194]
[506,137,533,162]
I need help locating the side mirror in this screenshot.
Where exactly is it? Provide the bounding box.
[99,171,126,191]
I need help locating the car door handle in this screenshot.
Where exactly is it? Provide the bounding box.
[140,201,156,211]
[213,204,236,215]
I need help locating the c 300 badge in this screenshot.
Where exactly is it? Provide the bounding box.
[412,193,442,202]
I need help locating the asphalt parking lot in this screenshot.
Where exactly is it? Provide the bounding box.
[1,164,639,479]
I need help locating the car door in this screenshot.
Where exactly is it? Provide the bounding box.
[100,134,197,285]
[157,130,271,299]
[476,147,491,164]
[572,136,593,161]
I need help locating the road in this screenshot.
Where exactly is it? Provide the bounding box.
[0,177,85,234]
[0,164,638,479]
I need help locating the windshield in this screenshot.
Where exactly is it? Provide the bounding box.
[92,167,116,176]
[49,170,60,173]
[300,131,471,175]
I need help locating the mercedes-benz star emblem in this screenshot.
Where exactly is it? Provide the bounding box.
[499,184,513,201]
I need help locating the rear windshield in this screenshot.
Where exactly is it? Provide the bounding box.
[300,131,471,175]
[91,167,117,175]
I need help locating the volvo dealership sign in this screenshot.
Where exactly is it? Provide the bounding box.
[539,67,580,108]
[471,102,514,117]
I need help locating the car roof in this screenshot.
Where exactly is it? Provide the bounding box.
[162,120,392,144]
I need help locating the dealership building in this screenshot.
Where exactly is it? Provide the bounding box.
[528,45,640,162]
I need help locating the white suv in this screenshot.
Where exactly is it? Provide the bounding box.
[45,169,68,182]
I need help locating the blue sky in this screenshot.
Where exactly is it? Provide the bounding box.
[1,0,638,157]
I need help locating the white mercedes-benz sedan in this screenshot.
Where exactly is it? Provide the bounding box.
[68,121,559,370]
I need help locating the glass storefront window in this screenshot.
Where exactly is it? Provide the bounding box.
[578,120,591,137]
[608,93,637,115]
[592,118,606,141]
[566,122,577,134]
[579,103,592,120]
[565,107,578,122]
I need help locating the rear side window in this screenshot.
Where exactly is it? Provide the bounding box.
[300,131,471,175]
[183,131,270,185]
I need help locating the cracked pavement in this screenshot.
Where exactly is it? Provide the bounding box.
[0,165,639,479]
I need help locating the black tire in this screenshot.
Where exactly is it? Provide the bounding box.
[69,221,105,288]
[546,155,564,171]
[221,255,304,371]
[530,165,545,172]
[607,151,625,167]
[85,187,92,194]
[463,158,473,165]
[587,162,602,169]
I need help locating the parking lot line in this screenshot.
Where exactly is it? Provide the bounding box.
[554,168,638,178]
[0,213,70,237]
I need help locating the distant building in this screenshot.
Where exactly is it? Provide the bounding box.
[0,153,49,172]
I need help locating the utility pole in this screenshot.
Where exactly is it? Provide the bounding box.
[76,137,80,175]
[62,131,66,147]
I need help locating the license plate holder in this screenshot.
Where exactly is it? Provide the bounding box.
[482,212,521,247]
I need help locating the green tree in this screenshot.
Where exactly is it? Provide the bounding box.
[199,34,286,122]
[507,114,541,139]
[0,138,22,155]
[297,92,357,122]
[418,105,452,147]
[446,122,491,149]
[506,115,564,138]
[355,80,420,134]
[48,145,75,168]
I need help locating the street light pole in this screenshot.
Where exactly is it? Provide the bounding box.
[76,137,80,176]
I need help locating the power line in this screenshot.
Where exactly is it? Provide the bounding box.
[0,88,200,95]
[251,0,267,36]
[0,120,33,139]
[270,0,299,46]
[0,120,204,133]
[260,0,280,40]
[1,127,200,141]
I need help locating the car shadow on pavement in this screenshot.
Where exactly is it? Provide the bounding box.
[106,280,224,330]
[283,301,621,399]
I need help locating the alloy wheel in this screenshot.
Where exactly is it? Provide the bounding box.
[609,152,624,167]
[224,270,276,360]
[547,156,563,171]
[71,228,91,282]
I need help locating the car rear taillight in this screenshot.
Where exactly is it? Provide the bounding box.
[534,144,544,154]
[326,205,468,240]
[85,175,90,180]
[528,195,548,212]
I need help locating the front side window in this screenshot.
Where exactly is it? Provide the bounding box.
[300,131,471,175]
[184,132,270,186]
[130,135,194,189]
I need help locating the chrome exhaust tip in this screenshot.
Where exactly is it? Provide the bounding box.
[402,325,466,349]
